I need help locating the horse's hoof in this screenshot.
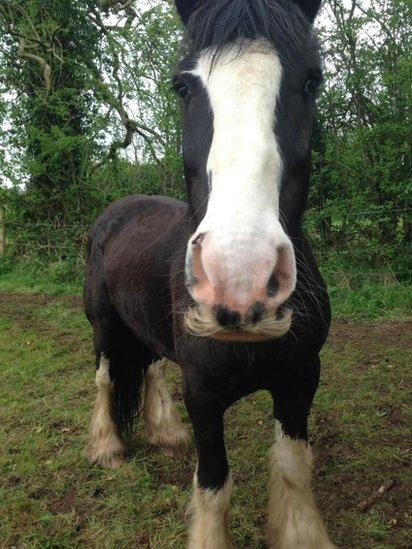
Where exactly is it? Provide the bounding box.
[160,429,190,459]
[85,441,126,469]
[161,443,188,459]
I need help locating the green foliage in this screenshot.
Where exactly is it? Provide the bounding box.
[309,0,411,260]
[1,0,102,216]
[0,0,410,319]
[0,0,184,261]
[0,257,81,294]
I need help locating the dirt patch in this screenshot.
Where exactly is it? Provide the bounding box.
[329,318,412,351]
[0,290,82,310]
[0,291,87,350]
[5,475,22,487]
[48,489,77,514]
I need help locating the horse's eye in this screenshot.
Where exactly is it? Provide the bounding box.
[303,79,319,96]
[177,84,190,98]
[303,69,322,97]
[173,78,191,99]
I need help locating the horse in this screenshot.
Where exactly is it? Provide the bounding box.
[84,0,335,547]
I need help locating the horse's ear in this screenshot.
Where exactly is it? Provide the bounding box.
[174,0,202,25]
[290,0,322,22]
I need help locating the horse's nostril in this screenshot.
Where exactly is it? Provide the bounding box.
[248,302,265,324]
[192,232,206,247]
[266,273,279,297]
[214,305,241,328]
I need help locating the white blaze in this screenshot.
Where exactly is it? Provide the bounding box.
[186,39,295,308]
[192,38,284,236]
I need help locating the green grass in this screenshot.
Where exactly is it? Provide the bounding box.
[1,257,411,320]
[0,258,83,296]
[0,292,410,547]
[328,280,411,319]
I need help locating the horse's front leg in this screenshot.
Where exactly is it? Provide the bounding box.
[268,357,335,549]
[184,380,233,549]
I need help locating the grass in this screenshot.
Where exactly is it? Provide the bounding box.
[0,258,82,296]
[0,292,411,548]
[0,256,411,320]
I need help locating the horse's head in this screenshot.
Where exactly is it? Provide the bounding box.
[173,0,322,342]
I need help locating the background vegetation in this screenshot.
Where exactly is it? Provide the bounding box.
[0,0,410,319]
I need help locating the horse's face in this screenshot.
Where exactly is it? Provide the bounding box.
[173,0,322,341]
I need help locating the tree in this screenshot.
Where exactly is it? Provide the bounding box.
[0,0,103,222]
[0,0,184,262]
[309,0,411,258]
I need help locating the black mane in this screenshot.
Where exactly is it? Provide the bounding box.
[188,0,315,61]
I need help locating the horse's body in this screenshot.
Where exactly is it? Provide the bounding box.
[85,1,337,547]
[86,193,329,391]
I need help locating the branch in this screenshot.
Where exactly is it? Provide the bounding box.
[17,39,52,93]
[3,0,41,41]
[5,30,49,49]
[113,0,136,14]
[98,0,137,16]
[91,74,164,161]
[86,10,167,154]
[356,3,394,41]
[108,121,160,163]
[357,480,395,512]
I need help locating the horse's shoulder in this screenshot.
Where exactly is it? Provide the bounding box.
[88,194,188,244]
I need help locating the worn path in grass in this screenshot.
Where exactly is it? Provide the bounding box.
[0,292,410,548]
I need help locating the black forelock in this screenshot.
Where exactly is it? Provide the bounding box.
[187,0,315,61]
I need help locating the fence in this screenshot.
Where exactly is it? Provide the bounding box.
[0,206,5,255]
[0,207,410,287]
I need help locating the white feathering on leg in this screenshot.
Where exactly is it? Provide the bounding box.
[85,354,125,469]
[143,358,189,458]
[267,421,335,549]
[189,472,234,549]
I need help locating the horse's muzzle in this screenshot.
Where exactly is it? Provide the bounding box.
[184,304,292,341]
[185,230,296,328]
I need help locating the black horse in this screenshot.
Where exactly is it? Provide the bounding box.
[84,1,335,547]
